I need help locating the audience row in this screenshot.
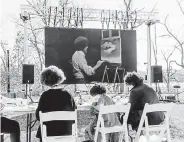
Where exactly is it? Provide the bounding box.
[1,66,165,142]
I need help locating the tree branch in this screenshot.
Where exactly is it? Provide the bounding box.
[161,15,183,50]
[167,46,177,60]
[176,0,184,17]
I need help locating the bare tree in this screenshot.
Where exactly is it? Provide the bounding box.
[0,41,8,91]
[0,41,8,68]
[161,0,184,68]
[161,47,177,92]
[0,37,25,93]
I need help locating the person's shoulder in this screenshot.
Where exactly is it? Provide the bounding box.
[42,89,63,96]
[130,89,136,95]
[143,84,155,91]
[60,89,72,96]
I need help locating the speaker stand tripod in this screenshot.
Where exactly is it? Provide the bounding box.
[25,82,34,104]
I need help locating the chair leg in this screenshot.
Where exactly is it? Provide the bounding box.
[118,132,123,142]
[125,128,129,142]
[166,129,172,142]
[102,132,106,142]
[166,116,171,142]
[1,134,4,142]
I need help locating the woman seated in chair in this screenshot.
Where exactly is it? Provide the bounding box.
[35,65,77,142]
[123,72,165,131]
[84,84,121,142]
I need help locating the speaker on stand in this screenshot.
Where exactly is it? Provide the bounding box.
[151,65,164,101]
[151,65,163,83]
[22,64,34,103]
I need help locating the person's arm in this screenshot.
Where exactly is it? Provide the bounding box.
[77,55,103,76]
[129,90,139,112]
[92,60,104,71]
[69,93,77,110]
[35,93,45,121]
[63,91,77,110]
[90,105,99,116]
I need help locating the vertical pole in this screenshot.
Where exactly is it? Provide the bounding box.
[26,114,29,142]
[25,84,28,99]
[7,50,10,95]
[147,22,152,85]
[24,20,28,64]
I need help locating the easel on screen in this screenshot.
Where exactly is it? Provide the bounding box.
[102,64,125,94]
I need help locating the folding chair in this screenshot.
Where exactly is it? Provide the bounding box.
[135,103,175,142]
[39,110,78,142]
[94,103,131,142]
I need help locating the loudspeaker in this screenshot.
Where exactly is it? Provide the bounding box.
[151,65,163,83]
[22,64,34,84]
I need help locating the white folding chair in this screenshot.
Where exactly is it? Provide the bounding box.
[135,103,175,142]
[94,103,131,142]
[39,110,78,142]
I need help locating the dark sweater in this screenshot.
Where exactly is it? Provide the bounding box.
[36,89,76,138]
[128,83,165,130]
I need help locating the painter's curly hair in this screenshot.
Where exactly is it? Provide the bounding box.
[74,36,89,51]
[124,72,143,86]
[90,85,106,96]
[40,65,66,87]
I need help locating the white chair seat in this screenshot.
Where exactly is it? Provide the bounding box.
[147,125,167,132]
[98,126,125,134]
[43,136,77,142]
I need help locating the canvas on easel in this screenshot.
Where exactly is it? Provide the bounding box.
[101,30,121,65]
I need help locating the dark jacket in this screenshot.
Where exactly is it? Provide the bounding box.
[36,89,76,139]
[128,83,165,130]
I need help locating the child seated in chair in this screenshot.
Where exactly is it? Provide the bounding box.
[84,84,121,142]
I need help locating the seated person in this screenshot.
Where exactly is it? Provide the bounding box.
[0,96,20,142]
[84,85,121,142]
[123,72,165,131]
[35,66,77,142]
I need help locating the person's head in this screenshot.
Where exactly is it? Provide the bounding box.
[90,84,106,97]
[40,65,66,87]
[74,36,89,54]
[124,72,143,87]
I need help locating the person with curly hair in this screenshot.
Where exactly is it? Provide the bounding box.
[124,72,165,131]
[84,84,121,142]
[72,36,104,83]
[35,65,76,142]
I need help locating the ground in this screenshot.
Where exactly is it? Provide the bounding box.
[3,103,184,142]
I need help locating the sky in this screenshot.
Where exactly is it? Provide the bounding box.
[1,0,184,71]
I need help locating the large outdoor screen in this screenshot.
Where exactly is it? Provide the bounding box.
[45,27,137,84]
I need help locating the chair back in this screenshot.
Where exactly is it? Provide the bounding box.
[135,103,175,142]
[39,110,77,142]
[94,103,131,142]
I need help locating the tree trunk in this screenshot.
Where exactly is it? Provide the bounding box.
[167,62,170,92]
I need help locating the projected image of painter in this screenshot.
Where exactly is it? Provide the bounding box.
[101,38,121,64]
[72,36,104,83]
[45,28,137,84]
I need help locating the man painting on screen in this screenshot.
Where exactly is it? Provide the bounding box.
[72,36,104,83]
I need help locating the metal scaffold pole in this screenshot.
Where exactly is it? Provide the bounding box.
[24,20,28,64]
[147,21,152,85]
